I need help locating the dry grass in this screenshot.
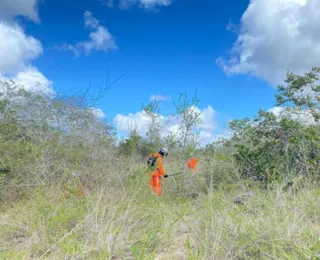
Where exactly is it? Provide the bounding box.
[1,162,320,260]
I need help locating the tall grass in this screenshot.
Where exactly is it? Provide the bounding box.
[1,78,320,259]
[1,163,319,260]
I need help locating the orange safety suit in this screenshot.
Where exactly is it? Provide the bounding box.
[147,152,166,196]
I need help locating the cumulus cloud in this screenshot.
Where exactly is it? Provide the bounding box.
[113,105,218,146]
[0,0,52,96]
[0,0,39,22]
[268,106,318,126]
[59,11,117,56]
[218,0,320,85]
[199,105,216,131]
[12,67,54,96]
[0,22,42,74]
[101,0,172,9]
[88,107,105,118]
[113,111,153,135]
[150,94,171,101]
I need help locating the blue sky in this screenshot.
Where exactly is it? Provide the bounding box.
[1,0,319,144]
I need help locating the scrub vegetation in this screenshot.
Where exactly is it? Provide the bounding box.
[1,68,320,259]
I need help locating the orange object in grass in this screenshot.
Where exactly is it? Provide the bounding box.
[187,157,197,173]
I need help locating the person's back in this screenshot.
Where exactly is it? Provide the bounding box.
[147,148,168,196]
[147,152,164,175]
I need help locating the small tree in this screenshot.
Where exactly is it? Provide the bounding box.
[174,90,202,158]
[118,123,142,157]
[164,132,179,151]
[142,100,162,150]
[276,67,320,121]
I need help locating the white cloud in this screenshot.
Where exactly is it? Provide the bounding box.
[101,0,172,9]
[226,19,239,35]
[55,44,80,56]
[83,11,100,29]
[81,26,116,54]
[113,111,153,135]
[101,0,115,8]
[268,106,317,125]
[0,0,39,22]
[89,107,105,118]
[268,107,283,117]
[218,0,320,85]
[0,1,52,96]
[113,105,218,146]
[60,11,117,56]
[199,105,216,131]
[12,67,54,96]
[150,94,171,101]
[0,22,42,74]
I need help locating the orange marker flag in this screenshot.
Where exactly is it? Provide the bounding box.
[187,157,197,173]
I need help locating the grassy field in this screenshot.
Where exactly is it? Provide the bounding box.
[1,68,320,259]
[1,163,320,260]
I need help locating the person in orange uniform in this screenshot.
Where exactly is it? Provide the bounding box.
[147,147,168,196]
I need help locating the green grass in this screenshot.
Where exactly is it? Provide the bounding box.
[1,170,320,260]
